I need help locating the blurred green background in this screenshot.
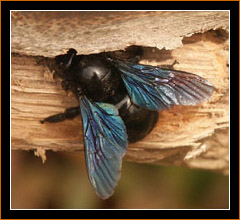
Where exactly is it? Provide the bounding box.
[11,150,229,209]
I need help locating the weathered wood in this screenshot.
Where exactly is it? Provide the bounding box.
[11,11,229,174]
[11,11,229,56]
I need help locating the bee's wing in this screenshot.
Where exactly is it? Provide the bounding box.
[79,96,128,199]
[114,60,215,111]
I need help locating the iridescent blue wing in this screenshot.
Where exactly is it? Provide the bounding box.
[114,60,215,111]
[79,96,128,199]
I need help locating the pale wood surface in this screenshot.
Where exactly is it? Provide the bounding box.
[11,11,229,56]
[11,11,229,174]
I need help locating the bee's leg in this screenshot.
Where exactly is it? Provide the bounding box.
[159,60,179,70]
[40,106,80,124]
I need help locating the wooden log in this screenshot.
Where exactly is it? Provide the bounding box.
[11,11,229,57]
[11,11,229,174]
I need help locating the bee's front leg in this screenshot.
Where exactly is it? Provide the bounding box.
[40,106,80,124]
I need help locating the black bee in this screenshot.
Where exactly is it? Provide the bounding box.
[41,48,215,199]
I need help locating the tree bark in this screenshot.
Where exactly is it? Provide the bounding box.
[11,11,229,174]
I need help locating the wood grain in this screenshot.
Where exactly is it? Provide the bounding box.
[11,11,229,56]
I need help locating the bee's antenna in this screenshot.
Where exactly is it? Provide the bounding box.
[65,48,78,68]
[67,48,77,55]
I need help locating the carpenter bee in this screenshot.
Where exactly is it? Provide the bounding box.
[41,47,215,199]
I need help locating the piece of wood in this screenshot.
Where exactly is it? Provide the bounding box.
[11,11,229,56]
[11,11,229,174]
